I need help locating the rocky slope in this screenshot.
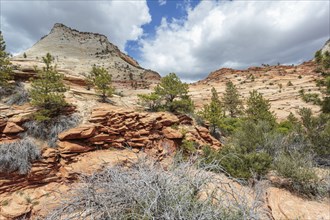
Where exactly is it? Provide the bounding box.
[11,23,160,85]
[0,104,222,219]
[190,61,323,119]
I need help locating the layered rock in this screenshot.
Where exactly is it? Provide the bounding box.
[0,107,220,195]
[58,107,220,161]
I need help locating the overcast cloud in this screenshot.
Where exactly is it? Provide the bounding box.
[0,0,151,54]
[139,1,330,81]
[0,0,329,81]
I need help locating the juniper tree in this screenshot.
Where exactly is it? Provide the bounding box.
[87,66,114,102]
[222,81,243,117]
[29,53,68,121]
[0,32,12,88]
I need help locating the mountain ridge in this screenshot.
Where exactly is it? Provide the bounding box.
[12,23,160,83]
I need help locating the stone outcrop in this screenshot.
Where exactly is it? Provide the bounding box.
[57,107,220,161]
[0,107,220,196]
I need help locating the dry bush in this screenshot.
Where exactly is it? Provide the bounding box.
[0,138,41,174]
[21,114,80,147]
[5,82,30,105]
[47,158,271,220]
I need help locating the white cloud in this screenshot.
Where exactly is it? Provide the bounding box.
[1,0,151,54]
[158,0,167,6]
[138,0,330,81]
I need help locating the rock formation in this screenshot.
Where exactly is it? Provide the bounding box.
[11,23,160,86]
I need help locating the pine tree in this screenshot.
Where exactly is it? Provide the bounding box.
[246,90,276,125]
[222,81,243,117]
[154,73,194,113]
[0,32,12,88]
[87,66,114,102]
[198,87,224,133]
[29,53,68,121]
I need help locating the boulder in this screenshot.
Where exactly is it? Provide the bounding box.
[0,201,31,219]
[57,141,92,154]
[58,125,95,140]
[162,127,183,139]
[2,122,24,134]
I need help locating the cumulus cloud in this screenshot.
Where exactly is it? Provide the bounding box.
[139,0,330,81]
[0,0,151,54]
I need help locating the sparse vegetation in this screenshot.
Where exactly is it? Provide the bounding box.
[0,138,41,174]
[198,85,329,198]
[47,158,265,219]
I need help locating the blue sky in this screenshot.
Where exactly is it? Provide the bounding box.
[1,0,329,81]
[125,0,200,60]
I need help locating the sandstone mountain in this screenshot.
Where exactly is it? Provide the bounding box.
[11,23,160,83]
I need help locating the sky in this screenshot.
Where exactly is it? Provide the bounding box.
[0,0,329,81]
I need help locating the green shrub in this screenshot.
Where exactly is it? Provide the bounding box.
[300,92,322,105]
[273,152,327,198]
[138,93,161,111]
[287,81,293,86]
[217,117,242,136]
[179,139,198,156]
[203,146,272,179]
[231,120,273,152]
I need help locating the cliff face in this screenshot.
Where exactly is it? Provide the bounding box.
[12,23,160,82]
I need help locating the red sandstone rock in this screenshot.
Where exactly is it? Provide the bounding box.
[57,141,92,153]
[58,125,96,140]
[162,127,183,139]
[2,122,24,134]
